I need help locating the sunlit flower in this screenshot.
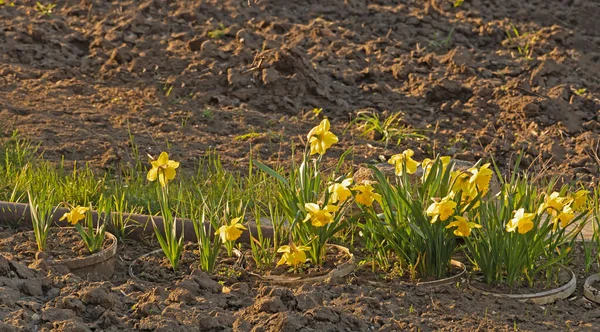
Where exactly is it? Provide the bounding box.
[147,152,180,187]
[506,208,535,234]
[277,243,310,268]
[571,189,590,212]
[537,192,569,215]
[422,156,451,179]
[328,178,353,203]
[60,206,89,225]
[215,217,247,242]
[352,184,382,207]
[307,119,338,155]
[304,203,338,227]
[388,149,419,176]
[451,170,473,196]
[469,163,493,195]
[426,195,457,223]
[446,216,481,237]
[554,204,575,230]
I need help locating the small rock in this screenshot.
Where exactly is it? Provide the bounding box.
[0,286,20,307]
[190,270,222,293]
[9,261,36,279]
[262,67,281,85]
[42,308,77,322]
[80,285,114,309]
[21,278,43,297]
[167,288,195,304]
[257,296,287,313]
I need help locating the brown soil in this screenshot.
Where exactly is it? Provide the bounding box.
[470,266,573,294]
[2,0,600,330]
[1,225,600,331]
[130,243,247,283]
[0,227,113,262]
[1,0,600,183]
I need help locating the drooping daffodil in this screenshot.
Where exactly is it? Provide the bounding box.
[328,178,353,204]
[147,151,180,188]
[468,163,493,195]
[60,206,89,225]
[426,194,457,223]
[446,216,481,237]
[352,183,382,207]
[571,189,590,212]
[304,203,338,227]
[215,217,247,242]
[388,149,419,176]
[277,243,310,268]
[506,208,535,234]
[307,119,338,155]
[421,156,451,180]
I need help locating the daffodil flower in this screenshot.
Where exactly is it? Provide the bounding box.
[469,163,493,195]
[388,149,419,176]
[422,156,451,179]
[147,152,180,188]
[554,204,575,230]
[328,178,353,203]
[571,189,590,212]
[215,217,247,242]
[352,184,382,207]
[446,216,481,237]
[60,206,89,225]
[304,203,338,227]
[277,243,310,268]
[426,195,457,223]
[307,119,338,155]
[506,208,535,234]
[451,170,474,196]
[537,192,569,215]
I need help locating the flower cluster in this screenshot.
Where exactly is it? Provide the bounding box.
[387,150,493,238]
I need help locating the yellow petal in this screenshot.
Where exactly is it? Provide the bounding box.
[167,160,180,169]
[157,152,169,166]
[164,167,176,180]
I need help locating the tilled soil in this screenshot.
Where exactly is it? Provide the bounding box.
[1,0,599,181]
[1,227,600,331]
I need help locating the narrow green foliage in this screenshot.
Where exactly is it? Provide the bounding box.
[28,191,57,252]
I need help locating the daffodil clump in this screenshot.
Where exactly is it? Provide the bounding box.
[256,118,354,270]
[359,152,488,279]
[147,151,185,271]
[463,157,589,287]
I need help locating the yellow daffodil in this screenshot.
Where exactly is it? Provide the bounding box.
[571,189,590,212]
[506,208,535,234]
[537,192,568,215]
[446,216,481,237]
[426,195,457,223]
[277,243,310,268]
[328,178,353,203]
[352,184,382,207]
[307,119,338,155]
[554,204,575,230]
[469,163,493,195]
[60,206,89,225]
[388,149,419,176]
[303,203,338,227]
[451,170,476,199]
[215,217,247,242]
[422,156,451,179]
[147,152,180,188]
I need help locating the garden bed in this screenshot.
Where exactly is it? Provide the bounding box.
[2,0,600,330]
